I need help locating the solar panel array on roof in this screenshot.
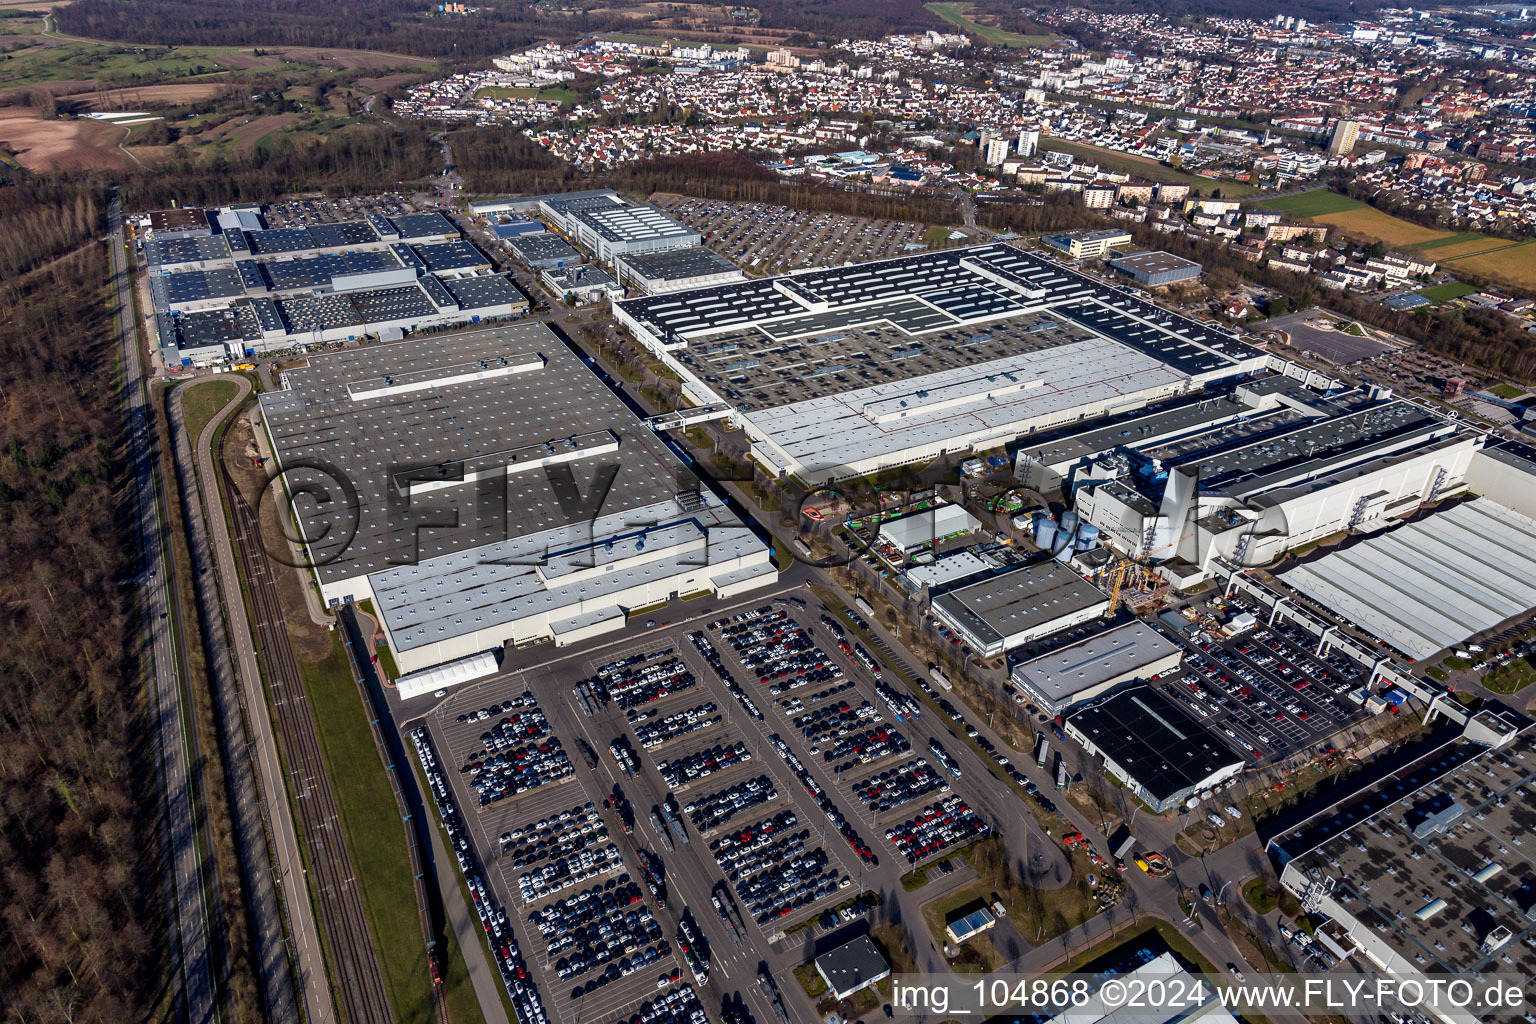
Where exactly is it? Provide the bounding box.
[151,267,247,308]
[144,235,231,268]
[411,240,490,272]
[246,227,320,255]
[257,249,404,291]
[389,211,456,241]
[275,285,438,334]
[306,221,380,248]
[444,275,527,310]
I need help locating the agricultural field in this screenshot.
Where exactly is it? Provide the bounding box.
[0,109,137,170]
[924,2,1054,47]
[1308,206,1461,248]
[1442,240,1536,291]
[1408,236,1515,260]
[0,7,436,171]
[1263,189,1365,218]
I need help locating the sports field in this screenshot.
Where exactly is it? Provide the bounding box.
[1262,190,1364,218]
[1417,281,1477,303]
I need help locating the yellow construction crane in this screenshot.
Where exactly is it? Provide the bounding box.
[1106,558,1132,614]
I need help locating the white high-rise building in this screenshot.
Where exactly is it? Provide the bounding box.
[1017,129,1039,157]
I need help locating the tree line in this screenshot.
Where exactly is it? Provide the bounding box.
[0,234,162,1022]
[1127,220,1536,381]
[54,0,947,61]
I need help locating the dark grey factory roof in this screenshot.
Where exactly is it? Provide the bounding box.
[1182,400,1450,493]
[442,275,527,310]
[389,211,457,241]
[508,235,582,264]
[306,221,380,248]
[931,559,1108,649]
[814,936,889,997]
[257,323,692,585]
[165,303,264,350]
[257,249,404,291]
[617,246,741,281]
[411,240,491,272]
[151,268,247,309]
[1108,251,1202,276]
[1068,685,1242,803]
[274,285,438,334]
[247,227,324,255]
[144,234,231,268]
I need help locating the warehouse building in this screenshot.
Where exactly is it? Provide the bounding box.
[814,936,890,1000]
[1278,498,1536,661]
[468,189,621,217]
[559,201,701,263]
[141,202,528,363]
[929,558,1110,657]
[146,208,214,238]
[1107,250,1202,287]
[1267,717,1533,1013]
[542,264,624,305]
[613,242,1265,486]
[1042,953,1235,1024]
[258,324,776,675]
[878,502,981,554]
[507,234,583,270]
[1067,686,1243,812]
[615,247,746,295]
[1010,621,1183,716]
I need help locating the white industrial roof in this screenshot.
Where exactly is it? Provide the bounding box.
[395,649,500,699]
[1280,498,1536,660]
[1009,622,1181,705]
[878,503,981,551]
[750,338,1184,479]
[905,550,992,589]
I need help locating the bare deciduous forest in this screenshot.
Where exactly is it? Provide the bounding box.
[0,190,161,1022]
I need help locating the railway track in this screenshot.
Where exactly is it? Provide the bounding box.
[219,445,395,1024]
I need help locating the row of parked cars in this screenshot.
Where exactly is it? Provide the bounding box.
[498,802,608,869]
[530,877,668,994]
[592,650,699,710]
[794,698,880,745]
[853,758,949,814]
[632,701,720,749]
[718,609,843,691]
[684,774,777,832]
[689,630,764,721]
[765,734,879,866]
[885,795,990,864]
[732,848,849,924]
[410,728,547,1024]
[622,982,709,1024]
[515,837,625,904]
[820,724,910,771]
[657,740,752,790]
